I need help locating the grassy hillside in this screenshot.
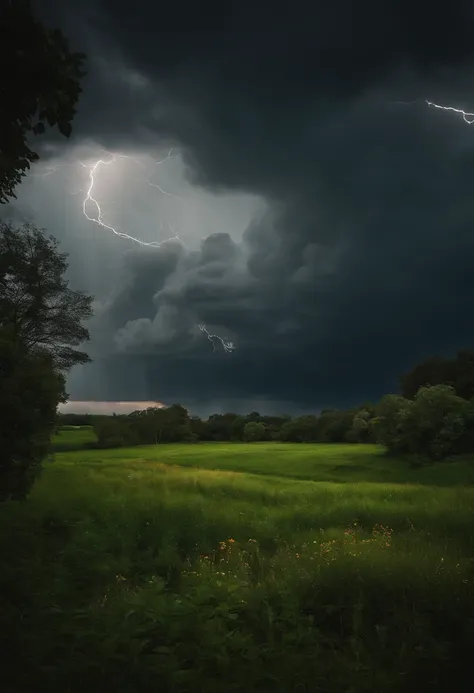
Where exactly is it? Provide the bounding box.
[1,442,474,691]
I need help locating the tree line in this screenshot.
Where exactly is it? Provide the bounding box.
[61,371,474,462]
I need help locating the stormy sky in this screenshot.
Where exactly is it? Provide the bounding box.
[5,0,474,415]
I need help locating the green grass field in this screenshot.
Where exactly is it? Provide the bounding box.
[2,433,474,692]
[52,425,97,451]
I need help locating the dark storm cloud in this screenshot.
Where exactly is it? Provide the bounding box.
[26,0,474,412]
[36,0,474,161]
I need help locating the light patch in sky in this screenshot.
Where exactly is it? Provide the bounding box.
[14,142,265,253]
[59,400,165,415]
[3,141,266,310]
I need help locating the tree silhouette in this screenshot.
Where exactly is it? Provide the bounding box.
[0,0,86,202]
[0,221,93,370]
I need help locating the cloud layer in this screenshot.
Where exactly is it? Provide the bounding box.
[7,1,474,413]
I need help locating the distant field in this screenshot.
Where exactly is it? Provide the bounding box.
[60,436,474,486]
[52,425,97,451]
[2,439,474,691]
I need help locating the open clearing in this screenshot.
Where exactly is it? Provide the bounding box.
[2,434,474,692]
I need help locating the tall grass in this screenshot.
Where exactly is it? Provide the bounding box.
[1,442,474,692]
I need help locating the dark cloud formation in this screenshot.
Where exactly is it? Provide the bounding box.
[12,1,474,413]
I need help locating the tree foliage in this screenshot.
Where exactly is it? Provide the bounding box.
[372,386,474,460]
[60,347,474,462]
[371,395,410,452]
[400,350,474,400]
[95,405,196,449]
[0,329,66,500]
[280,415,320,442]
[92,405,377,449]
[242,421,266,442]
[0,221,93,370]
[0,0,86,202]
[0,222,93,500]
[345,408,373,443]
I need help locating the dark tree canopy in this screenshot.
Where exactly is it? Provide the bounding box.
[0,221,93,501]
[0,330,66,501]
[0,221,93,370]
[0,0,86,203]
[400,350,474,401]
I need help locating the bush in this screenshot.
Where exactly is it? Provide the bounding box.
[373,386,473,460]
[94,417,137,449]
[243,422,267,442]
[402,385,471,459]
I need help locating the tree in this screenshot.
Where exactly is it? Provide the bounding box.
[317,409,355,442]
[230,415,246,440]
[189,415,207,440]
[400,356,451,399]
[279,415,319,442]
[451,350,474,400]
[125,404,193,446]
[95,416,136,449]
[0,221,93,370]
[243,421,266,442]
[0,329,66,500]
[400,385,471,460]
[245,411,262,423]
[372,386,472,460]
[371,394,411,452]
[205,413,242,441]
[260,415,291,440]
[0,222,93,500]
[345,409,374,443]
[400,350,474,401]
[0,0,86,202]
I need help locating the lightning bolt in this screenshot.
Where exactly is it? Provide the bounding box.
[425,100,474,124]
[31,148,183,248]
[198,324,235,353]
[392,98,474,125]
[78,150,182,248]
[28,148,237,354]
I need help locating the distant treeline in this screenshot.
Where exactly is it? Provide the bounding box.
[57,349,474,461]
[58,405,375,447]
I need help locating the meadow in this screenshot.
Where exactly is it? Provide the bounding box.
[1,429,474,692]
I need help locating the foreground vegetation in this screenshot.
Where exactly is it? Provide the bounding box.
[2,439,474,692]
